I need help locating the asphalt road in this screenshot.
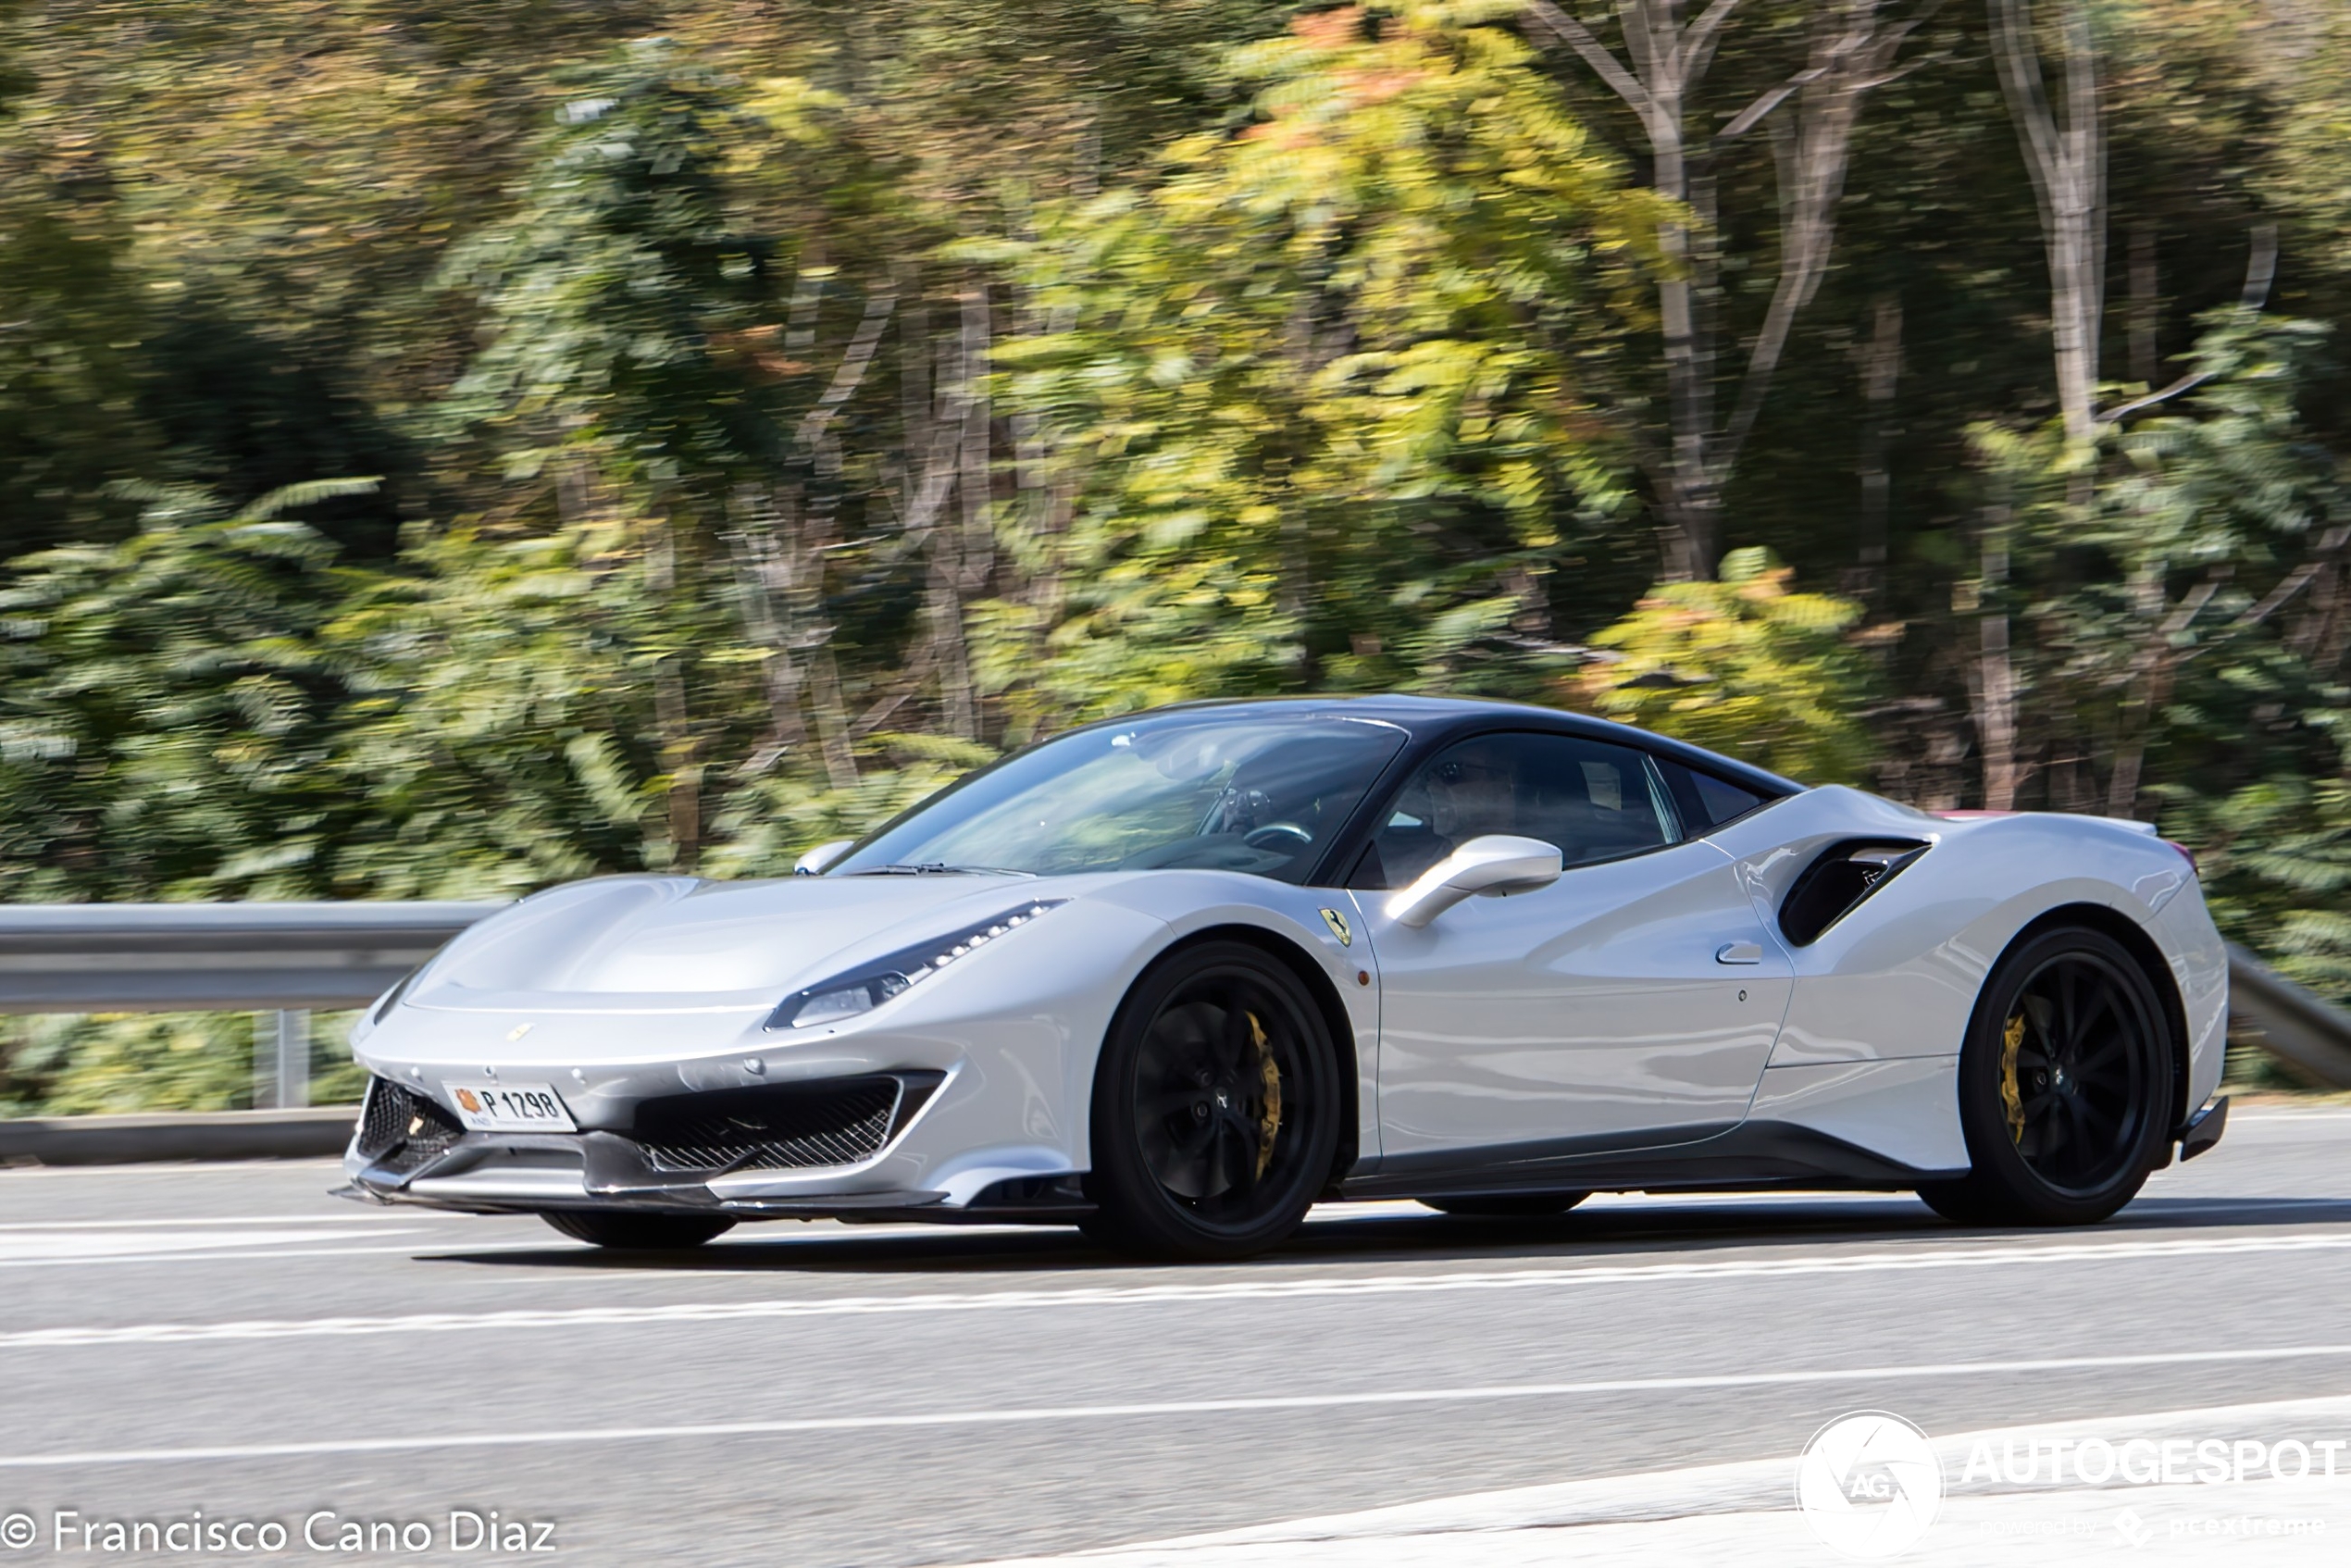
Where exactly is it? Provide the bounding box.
[4,1107,2350,1565]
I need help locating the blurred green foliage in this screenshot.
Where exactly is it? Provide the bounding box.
[1574,548,1881,786]
[0,1012,363,1117]
[1,1,2350,1110]
[976,6,1661,726]
[0,481,373,901]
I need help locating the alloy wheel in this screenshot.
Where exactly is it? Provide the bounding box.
[1130,975,1300,1223]
[1997,950,2159,1197]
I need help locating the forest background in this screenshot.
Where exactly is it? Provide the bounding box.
[2,0,2346,1111]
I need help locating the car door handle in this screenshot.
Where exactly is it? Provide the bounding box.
[1715,942,1763,964]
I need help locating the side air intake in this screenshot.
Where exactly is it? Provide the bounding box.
[1779,840,1929,947]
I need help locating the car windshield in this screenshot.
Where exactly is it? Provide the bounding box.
[828,713,1409,882]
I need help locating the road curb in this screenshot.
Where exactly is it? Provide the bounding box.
[0,1106,357,1166]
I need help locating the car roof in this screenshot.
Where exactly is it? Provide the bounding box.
[1121,694,1808,797]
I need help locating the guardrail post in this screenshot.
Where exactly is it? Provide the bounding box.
[279,1009,310,1110]
[253,1009,310,1109]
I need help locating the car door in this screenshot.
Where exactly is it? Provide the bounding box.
[1352,730,1794,1165]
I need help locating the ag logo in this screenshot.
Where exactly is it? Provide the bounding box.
[1318,908,1353,948]
[1795,1411,1943,1560]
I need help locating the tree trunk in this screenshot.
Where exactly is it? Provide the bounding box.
[800,486,863,791]
[646,514,701,869]
[808,641,859,790]
[1854,291,1902,597]
[726,488,809,767]
[1975,510,2021,811]
[2107,570,2224,820]
[1990,0,2107,448]
[1526,0,1730,580]
[925,284,988,743]
[2128,225,2158,389]
[887,279,987,747]
[950,281,994,740]
[740,272,897,794]
[2103,563,2166,820]
[1652,107,1719,581]
[1715,1,1909,464]
[1526,0,1922,581]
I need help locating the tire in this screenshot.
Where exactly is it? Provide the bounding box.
[1918,925,2174,1227]
[1420,1192,1591,1218]
[1082,940,1342,1261]
[541,1210,737,1250]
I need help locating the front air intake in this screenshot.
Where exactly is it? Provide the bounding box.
[355,1076,467,1175]
[627,1074,937,1174]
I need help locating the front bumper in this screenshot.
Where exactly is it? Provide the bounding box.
[338,1073,1091,1224]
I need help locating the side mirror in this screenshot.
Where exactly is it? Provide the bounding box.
[794,839,855,877]
[1385,835,1563,928]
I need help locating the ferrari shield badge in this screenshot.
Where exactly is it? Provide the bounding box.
[1319,907,1353,948]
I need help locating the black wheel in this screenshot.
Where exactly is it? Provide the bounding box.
[541,1211,737,1250]
[1083,940,1341,1261]
[1420,1192,1590,1218]
[1919,926,2173,1227]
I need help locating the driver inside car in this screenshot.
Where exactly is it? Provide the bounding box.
[1425,753,1518,846]
[1200,784,1278,839]
[1366,748,1525,888]
[1116,732,1388,872]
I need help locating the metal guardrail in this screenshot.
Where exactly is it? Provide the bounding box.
[2225,943,2351,1089]
[0,901,504,1110]
[0,1107,360,1164]
[0,902,504,1014]
[0,903,2348,1125]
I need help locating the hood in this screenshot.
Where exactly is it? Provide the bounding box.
[405,873,1054,1014]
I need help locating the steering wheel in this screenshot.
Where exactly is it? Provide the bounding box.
[1243,823,1314,850]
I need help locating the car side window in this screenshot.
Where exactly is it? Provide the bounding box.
[1655,758,1771,831]
[1349,732,1680,890]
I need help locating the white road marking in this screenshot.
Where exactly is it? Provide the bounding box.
[0,1213,450,1231]
[12,1341,2351,1470]
[1116,1388,2351,1549]
[0,1226,427,1263]
[0,1238,583,1271]
[5,1228,2350,1348]
[0,1159,345,1176]
[2227,1108,2351,1120]
[954,1391,2351,1567]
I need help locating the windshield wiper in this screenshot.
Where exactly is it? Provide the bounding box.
[845,863,1035,877]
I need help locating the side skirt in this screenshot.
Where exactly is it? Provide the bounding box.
[1339,1120,1966,1201]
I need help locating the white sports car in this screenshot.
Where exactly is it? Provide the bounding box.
[340,696,2231,1259]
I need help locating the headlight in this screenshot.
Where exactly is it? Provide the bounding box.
[765,900,1068,1030]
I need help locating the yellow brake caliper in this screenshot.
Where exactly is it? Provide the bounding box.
[1249,1013,1283,1177]
[1998,1011,2028,1146]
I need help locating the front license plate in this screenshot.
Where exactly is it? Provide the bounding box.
[443,1082,578,1133]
